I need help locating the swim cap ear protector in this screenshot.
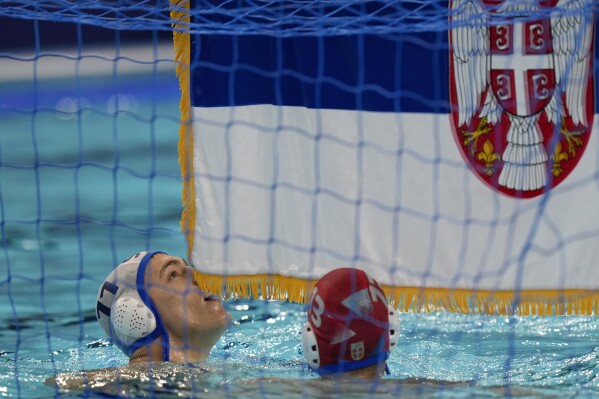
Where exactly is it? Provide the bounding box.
[111,296,156,338]
[96,251,170,360]
[300,268,399,375]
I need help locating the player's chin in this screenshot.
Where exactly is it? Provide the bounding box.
[223,310,233,327]
[214,305,232,326]
[205,298,229,317]
[206,309,232,333]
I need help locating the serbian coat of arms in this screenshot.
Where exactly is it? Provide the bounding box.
[350,341,365,360]
[449,0,594,198]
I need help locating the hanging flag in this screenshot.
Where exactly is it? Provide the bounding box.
[171,0,599,314]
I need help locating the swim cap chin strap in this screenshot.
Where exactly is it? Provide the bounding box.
[134,251,170,361]
[316,340,390,376]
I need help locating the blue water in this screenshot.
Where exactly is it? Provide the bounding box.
[2,71,599,398]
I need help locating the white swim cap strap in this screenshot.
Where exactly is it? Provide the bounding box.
[135,251,170,361]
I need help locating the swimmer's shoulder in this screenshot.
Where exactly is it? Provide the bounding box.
[45,366,121,390]
[45,362,212,391]
[395,377,471,386]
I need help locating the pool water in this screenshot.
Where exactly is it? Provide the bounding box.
[2,71,599,398]
[6,305,599,398]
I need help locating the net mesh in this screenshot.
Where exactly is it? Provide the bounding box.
[1,0,599,397]
[1,1,454,36]
[5,0,592,36]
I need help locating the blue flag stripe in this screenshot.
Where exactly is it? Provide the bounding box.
[190,25,599,113]
[191,33,450,113]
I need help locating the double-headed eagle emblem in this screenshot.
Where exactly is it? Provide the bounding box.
[450,0,594,197]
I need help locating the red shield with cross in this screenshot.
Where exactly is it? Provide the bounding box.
[490,19,556,117]
[449,0,594,198]
[350,341,365,360]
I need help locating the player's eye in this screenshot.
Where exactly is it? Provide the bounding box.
[168,270,179,280]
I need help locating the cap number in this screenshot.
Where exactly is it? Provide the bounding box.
[367,274,387,303]
[96,281,118,319]
[309,287,325,328]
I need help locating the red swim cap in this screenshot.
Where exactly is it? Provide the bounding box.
[302,268,393,374]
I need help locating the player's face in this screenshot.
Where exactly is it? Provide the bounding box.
[144,254,231,344]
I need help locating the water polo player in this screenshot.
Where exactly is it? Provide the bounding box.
[96,251,232,364]
[301,267,399,378]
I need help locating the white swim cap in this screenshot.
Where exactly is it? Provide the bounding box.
[96,251,171,360]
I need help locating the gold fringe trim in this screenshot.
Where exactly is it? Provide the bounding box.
[192,271,599,315]
[192,270,318,303]
[170,0,195,260]
[386,286,599,316]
